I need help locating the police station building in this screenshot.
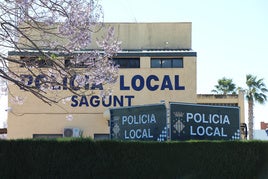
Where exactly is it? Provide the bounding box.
[7,22,245,139]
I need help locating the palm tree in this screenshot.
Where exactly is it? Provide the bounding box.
[245,74,268,139]
[212,77,237,95]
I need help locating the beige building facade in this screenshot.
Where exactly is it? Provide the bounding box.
[7,22,244,139]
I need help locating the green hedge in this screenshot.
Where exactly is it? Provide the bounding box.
[0,139,267,178]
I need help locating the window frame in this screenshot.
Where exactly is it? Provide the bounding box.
[113,57,140,68]
[20,56,53,68]
[151,58,183,68]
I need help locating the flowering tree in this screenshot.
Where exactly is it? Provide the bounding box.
[0,0,121,105]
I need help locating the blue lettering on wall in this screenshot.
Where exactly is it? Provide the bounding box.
[175,75,185,90]
[19,74,186,108]
[90,95,100,107]
[70,75,80,91]
[161,75,173,90]
[71,95,135,108]
[120,75,130,90]
[35,74,46,89]
[103,96,112,107]
[51,75,61,90]
[91,83,103,90]
[125,95,135,106]
[119,74,185,91]
[146,75,159,91]
[79,95,89,107]
[20,75,33,89]
[71,95,78,107]
[113,96,124,106]
[84,75,89,90]
[131,75,144,91]
[20,74,185,92]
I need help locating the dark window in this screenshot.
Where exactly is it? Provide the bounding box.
[64,58,89,68]
[113,58,140,68]
[162,59,172,68]
[64,57,140,68]
[151,58,183,68]
[173,59,183,68]
[64,56,96,68]
[20,57,53,68]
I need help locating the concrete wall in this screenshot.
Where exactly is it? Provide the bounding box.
[18,22,192,50]
[103,23,192,50]
[197,90,245,124]
[7,55,197,139]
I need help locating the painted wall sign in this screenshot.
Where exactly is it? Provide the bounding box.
[20,74,185,108]
[109,104,167,141]
[20,74,185,91]
[170,102,240,140]
[120,75,185,91]
[71,95,135,107]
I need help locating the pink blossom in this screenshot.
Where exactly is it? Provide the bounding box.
[0,0,121,104]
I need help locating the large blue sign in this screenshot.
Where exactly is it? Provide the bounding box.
[170,102,240,140]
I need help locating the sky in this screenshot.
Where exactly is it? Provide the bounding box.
[0,0,268,130]
[100,0,268,129]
